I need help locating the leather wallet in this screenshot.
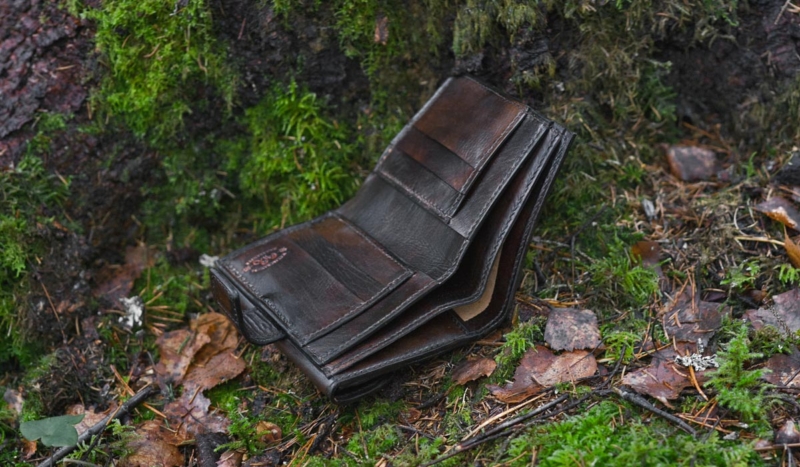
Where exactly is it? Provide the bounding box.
[210,76,574,402]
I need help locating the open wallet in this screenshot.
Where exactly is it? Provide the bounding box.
[210,75,574,402]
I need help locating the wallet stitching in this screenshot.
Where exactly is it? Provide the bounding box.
[376,166,460,219]
[224,213,413,344]
[312,276,435,362]
[327,123,555,372]
[458,115,553,237]
[320,115,553,363]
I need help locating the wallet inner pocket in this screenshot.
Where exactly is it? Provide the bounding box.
[225,215,412,345]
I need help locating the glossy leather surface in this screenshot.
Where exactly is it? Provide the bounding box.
[210,76,574,402]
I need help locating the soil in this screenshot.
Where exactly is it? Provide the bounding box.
[1,0,799,453]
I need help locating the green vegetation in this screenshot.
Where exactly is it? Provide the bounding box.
[70,0,235,141]
[0,144,69,366]
[588,238,661,310]
[497,401,762,466]
[705,322,770,425]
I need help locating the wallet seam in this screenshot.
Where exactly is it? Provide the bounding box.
[325,121,558,372]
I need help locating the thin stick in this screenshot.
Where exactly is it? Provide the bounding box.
[613,388,696,435]
[37,385,157,467]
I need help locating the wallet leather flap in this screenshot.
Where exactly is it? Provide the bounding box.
[375,77,526,220]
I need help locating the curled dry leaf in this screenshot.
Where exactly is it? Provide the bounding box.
[164,392,231,440]
[544,308,601,351]
[776,420,800,446]
[217,451,244,467]
[488,345,596,403]
[666,146,718,182]
[120,420,184,467]
[621,347,695,406]
[182,351,246,395]
[66,403,116,436]
[3,388,23,415]
[451,357,497,385]
[256,421,282,444]
[93,244,156,304]
[763,347,800,387]
[753,197,800,230]
[155,329,211,386]
[660,290,729,347]
[746,289,800,334]
[21,439,37,459]
[785,233,800,268]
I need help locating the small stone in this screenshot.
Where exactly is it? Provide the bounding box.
[666,146,718,182]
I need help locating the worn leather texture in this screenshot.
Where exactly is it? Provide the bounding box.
[210,76,574,402]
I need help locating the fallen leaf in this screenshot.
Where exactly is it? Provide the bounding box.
[746,289,800,335]
[374,15,389,44]
[66,404,116,436]
[164,392,230,440]
[544,308,601,351]
[154,329,211,386]
[527,346,597,387]
[763,347,800,387]
[451,357,497,385]
[182,351,246,395]
[3,388,23,415]
[255,421,282,444]
[631,241,660,267]
[666,146,718,182]
[120,420,183,467]
[93,244,156,304]
[776,420,800,445]
[190,312,240,365]
[754,197,800,230]
[21,439,37,459]
[786,233,800,268]
[217,451,244,467]
[488,345,596,403]
[622,347,694,406]
[660,290,729,347]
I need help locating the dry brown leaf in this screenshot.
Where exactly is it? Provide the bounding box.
[154,329,211,386]
[527,347,597,387]
[164,392,230,440]
[255,421,282,444]
[631,241,660,267]
[544,308,601,351]
[374,16,389,44]
[66,403,116,436]
[191,312,239,365]
[120,420,184,467]
[666,146,718,182]
[753,197,800,230]
[3,388,23,415]
[661,290,729,347]
[451,357,497,385]
[746,289,800,334]
[93,244,156,303]
[776,420,800,445]
[785,233,800,268]
[217,451,244,467]
[21,439,37,459]
[488,345,596,403]
[182,351,246,395]
[621,348,694,406]
[763,347,800,387]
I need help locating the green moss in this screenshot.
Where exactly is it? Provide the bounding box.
[588,237,661,311]
[495,401,764,466]
[74,0,235,141]
[0,147,69,366]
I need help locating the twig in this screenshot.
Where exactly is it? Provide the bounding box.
[613,388,696,436]
[38,385,157,467]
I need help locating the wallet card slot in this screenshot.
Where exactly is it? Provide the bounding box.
[393,126,475,192]
[377,147,464,218]
[412,77,525,169]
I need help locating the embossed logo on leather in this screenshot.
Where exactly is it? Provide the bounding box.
[243,247,288,273]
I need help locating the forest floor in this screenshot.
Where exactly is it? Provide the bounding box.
[3,0,800,466]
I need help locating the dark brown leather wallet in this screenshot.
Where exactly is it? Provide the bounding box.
[210,76,574,402]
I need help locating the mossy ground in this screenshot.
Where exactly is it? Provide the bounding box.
[2,0,800,465]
